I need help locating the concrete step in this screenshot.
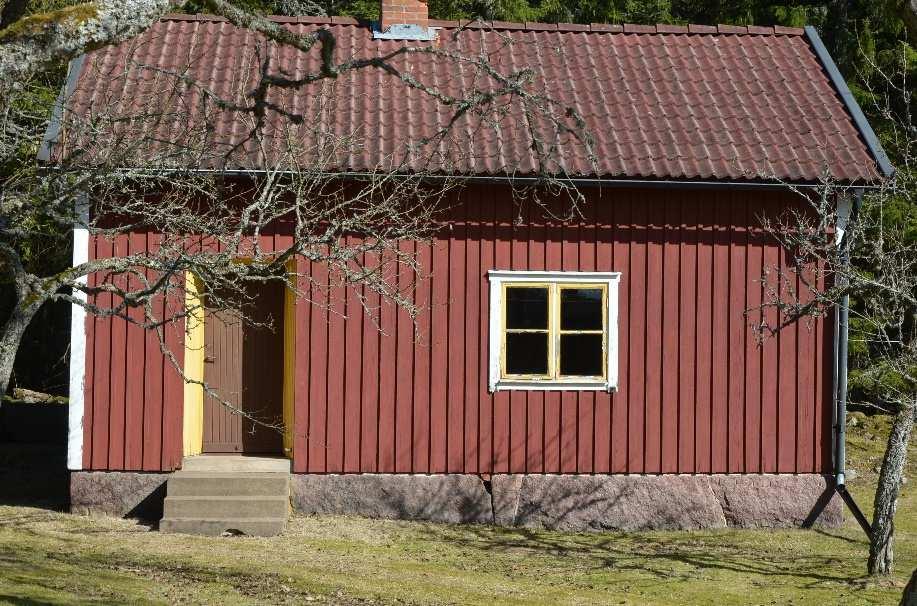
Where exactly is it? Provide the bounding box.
[181,455,291,473]
[167,472,289,497]
[160,517,286,537]
[164,495,289,519]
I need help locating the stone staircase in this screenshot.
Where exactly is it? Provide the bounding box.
[160,456,291,536]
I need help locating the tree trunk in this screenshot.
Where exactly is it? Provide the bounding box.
[901,568,917,606]
[0,303,37,402]
[869,401,917,575]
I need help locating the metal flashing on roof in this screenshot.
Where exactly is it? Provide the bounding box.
[38,54,85,163]
[804,26,895,179]
[372,22,436,41]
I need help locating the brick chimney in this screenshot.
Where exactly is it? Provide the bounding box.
[376,0,433,39]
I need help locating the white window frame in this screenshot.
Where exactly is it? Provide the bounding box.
[488,270,621,393]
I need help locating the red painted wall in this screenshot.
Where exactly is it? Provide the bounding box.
[82,184,834,474]
[82,230,185,471]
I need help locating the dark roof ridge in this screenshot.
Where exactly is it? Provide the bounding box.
[159,13,805,35]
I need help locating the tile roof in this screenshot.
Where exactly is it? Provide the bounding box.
[53,14,886,183]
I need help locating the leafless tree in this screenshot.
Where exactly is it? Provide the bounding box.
[0,2,593,433]
[756,47,915,576]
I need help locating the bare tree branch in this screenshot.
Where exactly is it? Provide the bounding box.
[0,1,174,82]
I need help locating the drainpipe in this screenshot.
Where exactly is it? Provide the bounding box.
[833,188,871,537]
[834,189,852,488]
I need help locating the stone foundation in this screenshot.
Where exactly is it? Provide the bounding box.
[292,473,842,530]
[71,471,841,530]
[292,474,492,524]
[492,474,842,530]
[70,471,169,519]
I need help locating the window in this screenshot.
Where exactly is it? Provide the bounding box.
[488,271,621,392]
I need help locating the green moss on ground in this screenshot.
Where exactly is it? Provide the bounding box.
[0,415,913,605]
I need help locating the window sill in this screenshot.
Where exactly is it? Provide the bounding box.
[491,380,618,393]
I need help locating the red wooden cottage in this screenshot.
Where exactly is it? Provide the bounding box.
[52,0,892,533]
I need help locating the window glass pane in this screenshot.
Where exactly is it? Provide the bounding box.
[506,287,549,330]
[560,288,603,330]
[559,334,603,376]
[505,332,549,375]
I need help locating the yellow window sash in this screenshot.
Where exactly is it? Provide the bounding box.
[501,282,607,382]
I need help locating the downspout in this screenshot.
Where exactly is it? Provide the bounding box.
[834,190,853,487]
[833,188,872,537]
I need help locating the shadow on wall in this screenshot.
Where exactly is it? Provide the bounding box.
[291,466,842,533]
[292,473,494,525]
[0,401,69,509]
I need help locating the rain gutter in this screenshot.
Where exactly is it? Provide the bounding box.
[45,167,885,191]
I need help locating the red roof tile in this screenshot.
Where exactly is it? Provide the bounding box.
[55,15,883,183]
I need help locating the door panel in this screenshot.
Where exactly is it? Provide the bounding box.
[203,281,285,453]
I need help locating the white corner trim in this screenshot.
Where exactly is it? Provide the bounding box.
[67,194,89,470]
[487,270,621,393]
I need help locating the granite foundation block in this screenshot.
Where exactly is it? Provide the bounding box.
[291,473,492,524]
[70,471,169,519]
[491,473,842,530]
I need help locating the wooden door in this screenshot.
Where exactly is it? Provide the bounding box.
[203,281,285,453]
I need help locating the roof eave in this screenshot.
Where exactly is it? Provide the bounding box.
[47,166,884,191]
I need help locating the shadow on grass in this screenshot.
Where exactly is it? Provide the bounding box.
[811,527,868,545]
[372,477,868,589]
[420,522,862,586]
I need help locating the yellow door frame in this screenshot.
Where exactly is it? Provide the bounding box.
[182,271,205,457]
[182,261,296,459]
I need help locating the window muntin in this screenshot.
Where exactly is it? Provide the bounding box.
[501,282,607,382]
[489,270,620,393]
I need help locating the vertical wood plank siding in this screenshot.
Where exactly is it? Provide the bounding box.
[83,186,833,474]
[83,230,184,471]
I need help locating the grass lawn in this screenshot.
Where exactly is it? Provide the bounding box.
[0,414,914,605]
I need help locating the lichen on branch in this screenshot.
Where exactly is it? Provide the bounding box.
[0,0,172,82]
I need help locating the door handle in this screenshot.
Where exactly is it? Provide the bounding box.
[204,356,216,363]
